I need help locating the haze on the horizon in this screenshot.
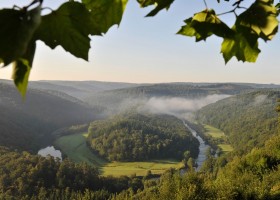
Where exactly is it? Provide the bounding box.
[0,0,279,84]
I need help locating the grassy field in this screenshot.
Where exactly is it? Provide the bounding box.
[55,133,183,177]
[204,124,225,138]
[54,133,106,166]
[218,144,234,152]
[203,124,233,153]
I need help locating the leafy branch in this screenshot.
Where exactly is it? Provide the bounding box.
[217,0,247,16]
[178,0,279,64]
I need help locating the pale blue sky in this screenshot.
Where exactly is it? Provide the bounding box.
[1,0,279,83]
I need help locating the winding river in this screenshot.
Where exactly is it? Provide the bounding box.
[184,122,210,171]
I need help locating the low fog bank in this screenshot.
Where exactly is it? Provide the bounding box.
[253,94,268,106]
[99,94,230,119]
[138,94,231,120]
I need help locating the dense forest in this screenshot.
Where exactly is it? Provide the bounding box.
[196,90,280,153]
[0,146,145,199]
[87,113,199,161]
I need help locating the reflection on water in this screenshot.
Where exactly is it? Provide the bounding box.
[38,146,62,160]
[184,122,210,171]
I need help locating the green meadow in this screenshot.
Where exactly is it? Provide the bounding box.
[55,133,183,177]
[218,144,234,152]
[204,124,225,138]
[203,124,233,153]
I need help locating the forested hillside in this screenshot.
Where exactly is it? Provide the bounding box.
[196,90,280,153]
[84,83,256,115]
[29,80,140,100]
[87,113,199,161]
[0,82,98,152]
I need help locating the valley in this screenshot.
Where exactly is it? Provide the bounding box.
[1,80,280,199]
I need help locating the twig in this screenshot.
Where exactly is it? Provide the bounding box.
[203,0,208,9]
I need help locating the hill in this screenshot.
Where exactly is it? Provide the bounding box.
[0,82,99,152]
[84,83,257,115]
[196,90,280,153]
[87,113,199,161]
[29,80,141,100]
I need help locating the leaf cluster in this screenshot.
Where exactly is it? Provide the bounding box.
[178,0,279,64]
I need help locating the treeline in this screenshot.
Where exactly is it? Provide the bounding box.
[0,146,145,199]
[196,90,280,153]
[87,113,199,161]
[113,133,280,200]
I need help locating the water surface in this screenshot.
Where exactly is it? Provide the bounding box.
[184,122,210,171]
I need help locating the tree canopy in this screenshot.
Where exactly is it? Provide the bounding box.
[0,0,279,96]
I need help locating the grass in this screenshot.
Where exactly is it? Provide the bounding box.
[102,160,183,177]
[202,124,233,153]
[54,133,107,166]
[54,133,183,177]
[218,144,234,153]
[204,124,225,138]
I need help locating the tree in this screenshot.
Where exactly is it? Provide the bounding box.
[0,0,279,96]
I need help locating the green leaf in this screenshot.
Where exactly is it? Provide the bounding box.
[12,42,36,97]
[221,31,260,64]
[137,0,175,17]
[177,9,234,42]
[35,2,91,60]
[82,0,128,34]
[236,0,279,41]
[0,5,41,66]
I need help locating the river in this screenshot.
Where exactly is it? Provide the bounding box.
[184,122,210,171]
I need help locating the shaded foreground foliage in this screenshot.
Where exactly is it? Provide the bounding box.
[0,146,144,199]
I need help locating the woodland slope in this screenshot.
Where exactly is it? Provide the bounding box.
[0,82,98,152]
[196,90,280,153]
